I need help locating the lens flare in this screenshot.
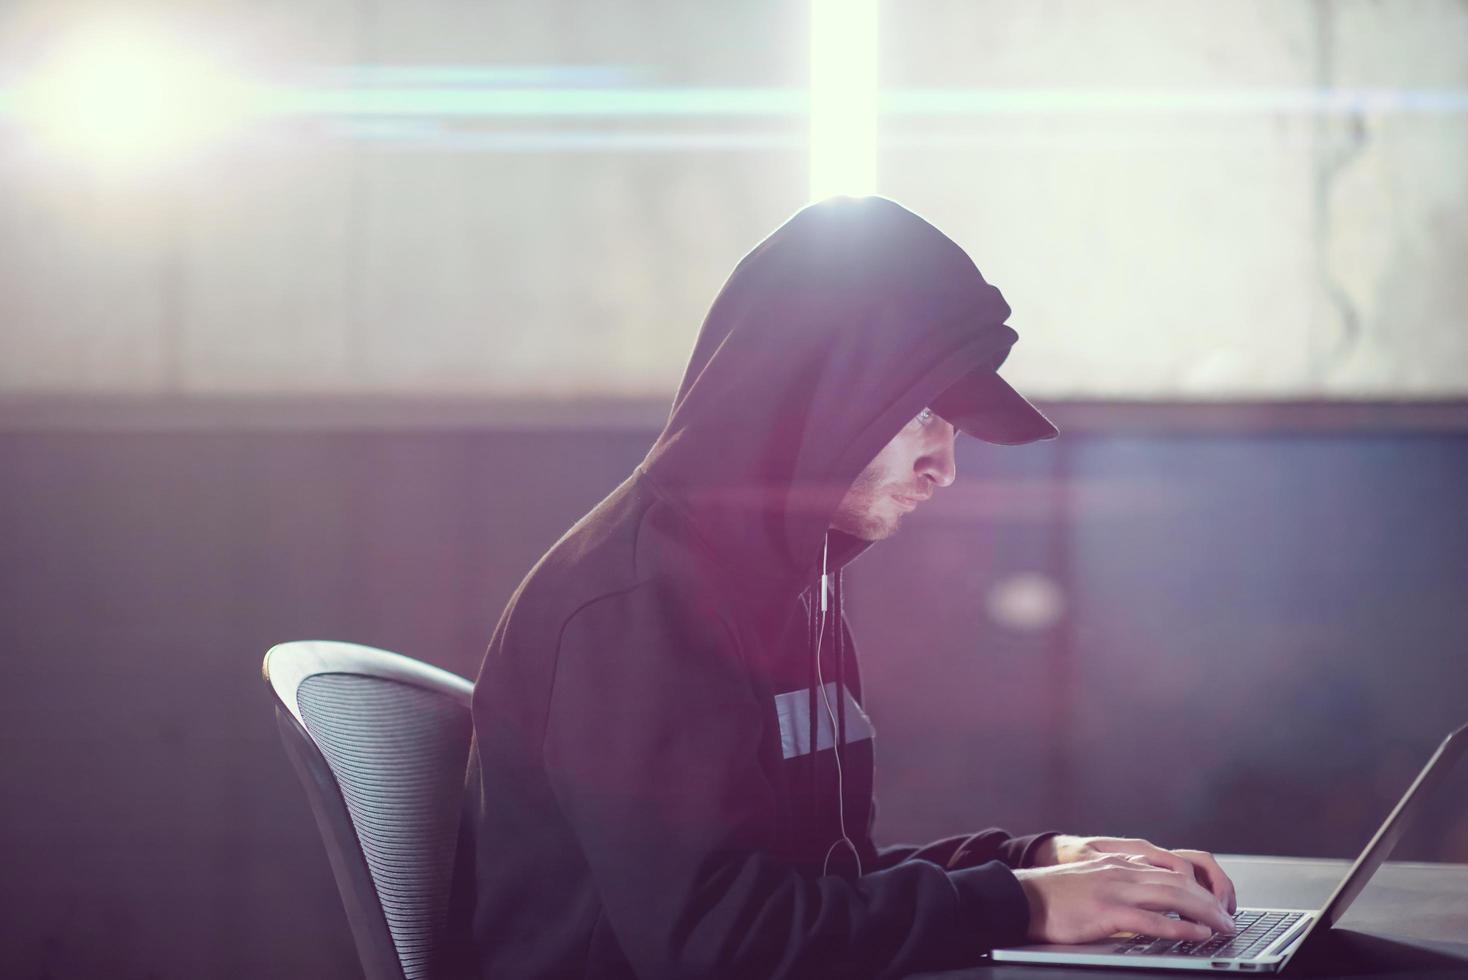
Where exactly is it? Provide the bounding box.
[12,20,257,170]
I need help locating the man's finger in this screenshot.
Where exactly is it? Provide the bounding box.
[1106,838,1238,914]
[1096,838,1196,879]
[1110,908,1213,943]
[1123,879,1236,935]
[1128,842,1195,878]
[1176,849,1238,913]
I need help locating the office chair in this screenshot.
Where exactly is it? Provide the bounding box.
[263,640,474,980]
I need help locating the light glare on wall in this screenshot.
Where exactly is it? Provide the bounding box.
[809,0,878,201]
[12,21,256,170]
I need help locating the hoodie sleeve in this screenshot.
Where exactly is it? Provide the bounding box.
[869,831,1060,872]
[542,579,1030,980]
[863,797,1058,871]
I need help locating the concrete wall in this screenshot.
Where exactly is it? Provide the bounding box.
[1,0,1464,400]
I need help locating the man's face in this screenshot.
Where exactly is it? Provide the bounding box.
[829,408,958,541]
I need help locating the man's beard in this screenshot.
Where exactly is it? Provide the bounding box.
[830,470,902,541]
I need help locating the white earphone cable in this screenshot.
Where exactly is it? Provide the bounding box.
[816,532,862,878]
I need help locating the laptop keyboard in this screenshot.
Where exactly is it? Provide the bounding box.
[1112,910,1308,960]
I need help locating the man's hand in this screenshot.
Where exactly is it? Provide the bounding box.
[1013,854,1237,944]
[1031,835,1236,913]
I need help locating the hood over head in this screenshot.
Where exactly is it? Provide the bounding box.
[639,195,1037,601]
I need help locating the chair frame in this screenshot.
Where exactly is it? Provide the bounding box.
[263,640,474,980]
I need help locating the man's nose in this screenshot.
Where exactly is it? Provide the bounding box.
[918,427,958,488]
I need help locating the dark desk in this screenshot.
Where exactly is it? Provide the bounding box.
[919,856,1468,979]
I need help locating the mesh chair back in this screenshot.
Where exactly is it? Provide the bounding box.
[264,640,474,980]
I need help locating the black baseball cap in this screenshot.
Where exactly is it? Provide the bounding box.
[930,367,1059,446]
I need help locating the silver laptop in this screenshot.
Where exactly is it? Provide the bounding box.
[992,721,1466,973]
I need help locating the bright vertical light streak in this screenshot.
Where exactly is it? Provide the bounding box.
[809,0,878,201]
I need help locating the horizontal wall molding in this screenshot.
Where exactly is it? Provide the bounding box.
[1,396,1466,435]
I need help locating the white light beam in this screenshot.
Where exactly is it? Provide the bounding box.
[809,0,878,201]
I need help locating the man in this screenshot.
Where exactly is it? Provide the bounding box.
[454,196,1236,978]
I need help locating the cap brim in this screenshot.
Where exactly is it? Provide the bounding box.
[930,369,1059,446]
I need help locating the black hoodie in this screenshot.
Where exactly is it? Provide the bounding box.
[455,196,1055,979]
